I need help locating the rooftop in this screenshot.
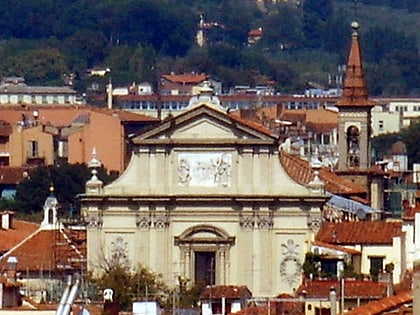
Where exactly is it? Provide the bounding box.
[316,221,403,245]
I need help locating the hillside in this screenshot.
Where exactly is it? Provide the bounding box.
[0,0,417,96]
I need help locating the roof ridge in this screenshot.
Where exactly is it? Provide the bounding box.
[0,227,42,261]
[59,227,85,259]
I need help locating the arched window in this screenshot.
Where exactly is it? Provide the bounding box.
[347,126,360,168]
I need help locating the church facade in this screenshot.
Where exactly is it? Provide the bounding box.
[79,91,327,297]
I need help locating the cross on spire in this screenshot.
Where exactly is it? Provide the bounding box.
[353,0,358,21]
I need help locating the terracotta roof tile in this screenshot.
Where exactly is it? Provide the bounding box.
[229,112,276,137]
[161,73,208,84]
[316,221,403,245]
[0,167,33,185]
[200,285,252,299]
[0,227,86,272]
[248,29,263,37]
[0,105,158,128]
[345,291,412,315]
[0,219,39,253]
[311,240,361,255]
[297,279,388,299]
[336,25,376,108]
[279,152,366,196]
[232,305,268,315]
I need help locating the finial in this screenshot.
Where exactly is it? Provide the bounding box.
[351,21,359,31]
[88,147,102,169]
[49,183,55,195]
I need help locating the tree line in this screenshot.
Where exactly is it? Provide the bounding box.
[0,0,418,95]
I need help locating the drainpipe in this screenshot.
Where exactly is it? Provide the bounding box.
[62,274,80,315]
[329,287,337,315]
[56,275,72,315]
[221,296,225,315]
[414,260,420,314]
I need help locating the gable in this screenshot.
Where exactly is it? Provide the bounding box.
[172,118,239,139]
[132,104,276,144]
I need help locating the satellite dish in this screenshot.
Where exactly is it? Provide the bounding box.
[356,208,366,220]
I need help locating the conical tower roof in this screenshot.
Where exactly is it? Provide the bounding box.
[336,22,377,108]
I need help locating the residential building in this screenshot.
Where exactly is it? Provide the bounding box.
[315,221,405,284]
[200,285,252,315]
[296,278,390,315]
[0,77,77,106]
[0,192,86,303]
[371,104,402,136]
[114,92,338,118]
[0,106,159,174]
[79,86,328,297]
[373,97,420,127]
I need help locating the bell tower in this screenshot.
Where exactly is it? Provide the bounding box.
[336,22,376,171]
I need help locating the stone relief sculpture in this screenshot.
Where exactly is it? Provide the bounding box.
[280,239,302,286]
[178,157,192,186]
[177,152,232,187]
[110,236,129,267]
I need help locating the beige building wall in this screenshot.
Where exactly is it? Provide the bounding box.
[80,98,328,297]
[68,111,125,173]
[371,106,402,136]
[8,124,54,167]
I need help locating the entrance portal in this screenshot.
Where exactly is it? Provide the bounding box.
[195,251,215,286]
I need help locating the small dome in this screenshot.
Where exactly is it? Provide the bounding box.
[391,140,407,155]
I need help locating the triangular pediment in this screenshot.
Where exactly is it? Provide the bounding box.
[132,104,276,144]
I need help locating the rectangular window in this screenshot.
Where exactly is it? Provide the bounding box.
[57,140,68,158]
[369,256,384,279]
[379,120,384,131]
[28,140,39,158]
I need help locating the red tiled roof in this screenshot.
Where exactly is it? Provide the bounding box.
[161,73,208,84]
[0,166,33,185]
[0,105,158,128]
[336,25,376,108]
[0,219,39,253]
[345,291,412,315]
[279,152,366,196]
[316,221,403,245]
[232,306,267,315]
[229,112,276,137]
[248,29,263,37]
[297,279,388,299]
[200,285,252,299]
[0,227,86,273]
[311,240,361,255]
[0,120,12,136]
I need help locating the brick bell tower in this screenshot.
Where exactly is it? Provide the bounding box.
[336,21,377,172]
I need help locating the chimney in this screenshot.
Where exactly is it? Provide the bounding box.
[107,80,113,109]
[1,211,14,229]
[329,287,337,315]
[6,256,18,283]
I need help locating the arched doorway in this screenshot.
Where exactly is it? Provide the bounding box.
[175,225,235,286]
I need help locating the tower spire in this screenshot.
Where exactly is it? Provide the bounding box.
[336,22,376,108]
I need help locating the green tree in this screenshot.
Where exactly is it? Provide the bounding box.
[302,0,334,49]
[14,163,115,218]
[90,264,170,311]
[260,3,304,50]
[0,45,69,85]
